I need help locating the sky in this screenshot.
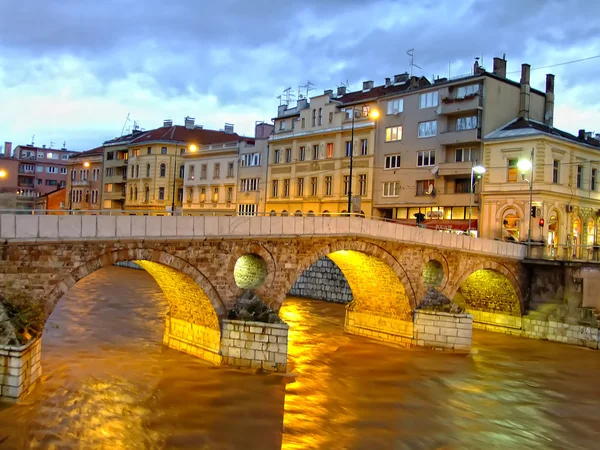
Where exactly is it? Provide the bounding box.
[0,0,599,152]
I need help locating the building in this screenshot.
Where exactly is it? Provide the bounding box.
[102,133,139,210]
[236,122,273,215]
[0,147,20,210]
[482,119,600,259]
[34,188,66,214]
[372,57,554,235]
[65,146,104,212]
[126,118,248,214]
[265,81,416,217]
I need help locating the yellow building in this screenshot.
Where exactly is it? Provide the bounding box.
[102,132,139,210]
[482,119,600,259]
[267,84,389,217]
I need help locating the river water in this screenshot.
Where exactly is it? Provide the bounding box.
[1,266,599,449]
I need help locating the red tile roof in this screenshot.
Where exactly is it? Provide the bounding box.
[130,125,250,146]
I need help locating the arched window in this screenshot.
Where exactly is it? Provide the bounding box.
[129,187,133,200]
[502,212,520,242]
[131,165,135,178]
[134,185,138,201]
[146,163,151,177]
[179,165,185,179]
[160,163,166,177]
[322,210,330,217]
[587,219,595,246]
[144,185,149,202]
[135,165,139,178]
[295,210,303,217]
[307,211,315,217]
[281,210,288,217]
[270,210,277,216]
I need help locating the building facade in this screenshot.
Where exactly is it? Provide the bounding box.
[102,133,137,210]
[482,120,600,260]
[0,150,20,210]
[372,58,553,235]
[65,147,104,212]
[34,188,66,213]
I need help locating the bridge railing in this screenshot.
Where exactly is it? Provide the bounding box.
[0,213,526,260]
[526,242,600,263]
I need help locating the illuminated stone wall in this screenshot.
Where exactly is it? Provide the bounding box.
[458,269,521,316]
[413,311,472,352]
[220,320,288,372]
[289,257,352,303]
[521,318,599,349]
[0,337,41,401]
[163,317,222,364]
[469,310,522,334]
[345,309,413,347]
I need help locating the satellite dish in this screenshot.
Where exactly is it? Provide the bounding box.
[427,184,434,195]
[430,165,439,175]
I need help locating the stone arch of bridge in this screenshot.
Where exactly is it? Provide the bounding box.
[449,261,523,316]
[279,240,416,321]
[420,249,450,291]
[44,247,226,331]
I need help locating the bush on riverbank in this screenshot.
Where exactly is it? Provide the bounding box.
[0,284,44,345]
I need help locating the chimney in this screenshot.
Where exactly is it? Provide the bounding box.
[224,123,234,134]
[394,73,408,84]
[337,86,347,97]
[385,77,391,87]
[544,74,555,127]
[578,129,586,140]
[492,56,507,78]
[184,116,195,130]
[409,76,419,89]
[4,142,12,156]
[277,104,287,116]
[324,89,333,97]
[163,119,173,127]
[362,80,374,91]
[519,63,531,120]
[297,98,308,109]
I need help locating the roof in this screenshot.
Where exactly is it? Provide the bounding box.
[485,118,600,150]
[103,131,144,146]
[336,77,426,105]
[129,125,248,146]
[69,146,104,160]
[34,187,65,200]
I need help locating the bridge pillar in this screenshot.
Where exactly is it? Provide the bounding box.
[0,337,42,402]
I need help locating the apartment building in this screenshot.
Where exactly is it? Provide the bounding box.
[102,133,138,210]
[65,146,104,211]
[372,57,553,235]
[0,146,19,210]
[482,120,600,259]
[265,79,423,217]
[126,118,247,214]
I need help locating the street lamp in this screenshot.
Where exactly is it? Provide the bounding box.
[347,107,380,215]
[467,162,486,235]
[171,143,197,215]
[0,169,6,178]
[518,148,534,257]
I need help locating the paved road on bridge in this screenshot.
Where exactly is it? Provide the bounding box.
[0,266,598,449]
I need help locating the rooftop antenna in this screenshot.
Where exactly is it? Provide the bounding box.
[277,94,283,106]
[62,141,67,149]
[121,113,131,136]
[299,81,315,100]
[31,135,35,146]
[407,48,421,77]
[49,141,54,149]
[283,87,295,106]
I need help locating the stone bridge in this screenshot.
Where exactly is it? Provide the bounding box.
[1,215,528,400]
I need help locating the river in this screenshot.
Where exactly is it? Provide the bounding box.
[1,266,599,449]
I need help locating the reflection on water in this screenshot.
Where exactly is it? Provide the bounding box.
[1,266,599,449]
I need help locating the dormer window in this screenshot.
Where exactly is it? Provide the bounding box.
[279,120,286,131]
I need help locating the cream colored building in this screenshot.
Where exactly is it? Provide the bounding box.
[101,132,138,210]
[267,84,389,217]
[482,119,600,259]
[372,58,553,234]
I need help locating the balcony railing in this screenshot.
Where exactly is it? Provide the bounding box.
[526,243,600,263]
[72,180,90,186]
[438,95,481,115]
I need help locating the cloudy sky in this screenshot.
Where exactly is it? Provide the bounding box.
[0,0,598,152]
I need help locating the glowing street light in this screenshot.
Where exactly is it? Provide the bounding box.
[83,161,90,168]
[171,143,197,215]
[468,163,487,235]
[0,169,6,178]
[519,149,535,257]
[189,144,198,152]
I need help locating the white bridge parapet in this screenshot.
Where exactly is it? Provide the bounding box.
[0,215,525,260]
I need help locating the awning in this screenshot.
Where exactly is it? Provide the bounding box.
[392,219,477,232]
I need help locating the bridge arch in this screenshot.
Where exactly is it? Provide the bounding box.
[280,239,416,321]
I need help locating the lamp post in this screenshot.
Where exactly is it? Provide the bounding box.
[347,107,379,215]
[171,143,197,215]
[468,162,486,236]
[517,148,535,257]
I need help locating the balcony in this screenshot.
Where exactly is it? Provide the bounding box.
[438,128,480,146]
[104,174,127,184]
[438,95,481,115]
[72,180,90,187]
[437,161,473,177]
[18,170,35,175]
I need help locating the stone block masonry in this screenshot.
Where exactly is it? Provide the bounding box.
[521,318,600,349]
[345,310,413,347]
[163,317,222,365]
[289,256,353,303]
[0,337,42,402]
[220,320,288,373]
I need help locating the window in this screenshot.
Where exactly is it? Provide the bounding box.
[325,176,332,195]
[212,187,219,203]
[361,105,370,117]
[106,167,113,177]
[200,187,206,202]
[416,180,435,196]
[311,177,318,196]
[46,166,57,173]
[508,159,518,182]
[189,165,195,180]
[240,178,260,191]
[130,187,133,200]
[456,84,479,98]
[131,165,135,178]
[553,160,560,184]
[283,179,290,197]
[180,148,185,156]
[343,176,350,195]
[326,143,334,158]
[158,187,165,200]
[135,165,139,178]
[201,164,207,179]
[274,149,281,164]
[214,163,220,179]
[45,179,58,186]
[227,162,234,177]
[318,108,323,126]
[299,146,306,161]
[272,180,279,197]
[186,188,193,203]
[47,152,54,159]
[146,164,151,177]
[359,174,367,196]
[285,148,292,163]
[240,153,261,167]
[93,168,98,181]
[592,168,597,191]
[456,115,478,131]
[455,147,478,162]
[105,183,113,193]
[159,163,166,177]
[60,167,67,174]
[85,190,90,203]
[145,186,150,202]
[383,182,400,197]
[313,145,319,160]
[345,141,352,157]
[130,149,139,157]
[577,165,583,188]
[329,112,334,124]
[134,186,138,201]
[385,126,403,142]
[36,166,43,172]
[147,147,152,155]
[386,98,404,115]
[417,150,436,167]
[226,186,233,203]
[70,170,75,180]
[360,139,368,156]
[297,177,304,196]
[301,117,305,129]
[37,152,44,158]
[61,154,69,160]
[161,147,167,155]
[419,91,439,108]
[312,109,316,127]
[385,154,401,169]
[238,204,258,216]
[178,188,183,202]
[279,120,286,131]
[454,178,472,193]
[418,121,437,138]
[180,165,185,179]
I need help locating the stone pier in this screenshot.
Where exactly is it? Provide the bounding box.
[0,337,42,402]
[163,316,222,364]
